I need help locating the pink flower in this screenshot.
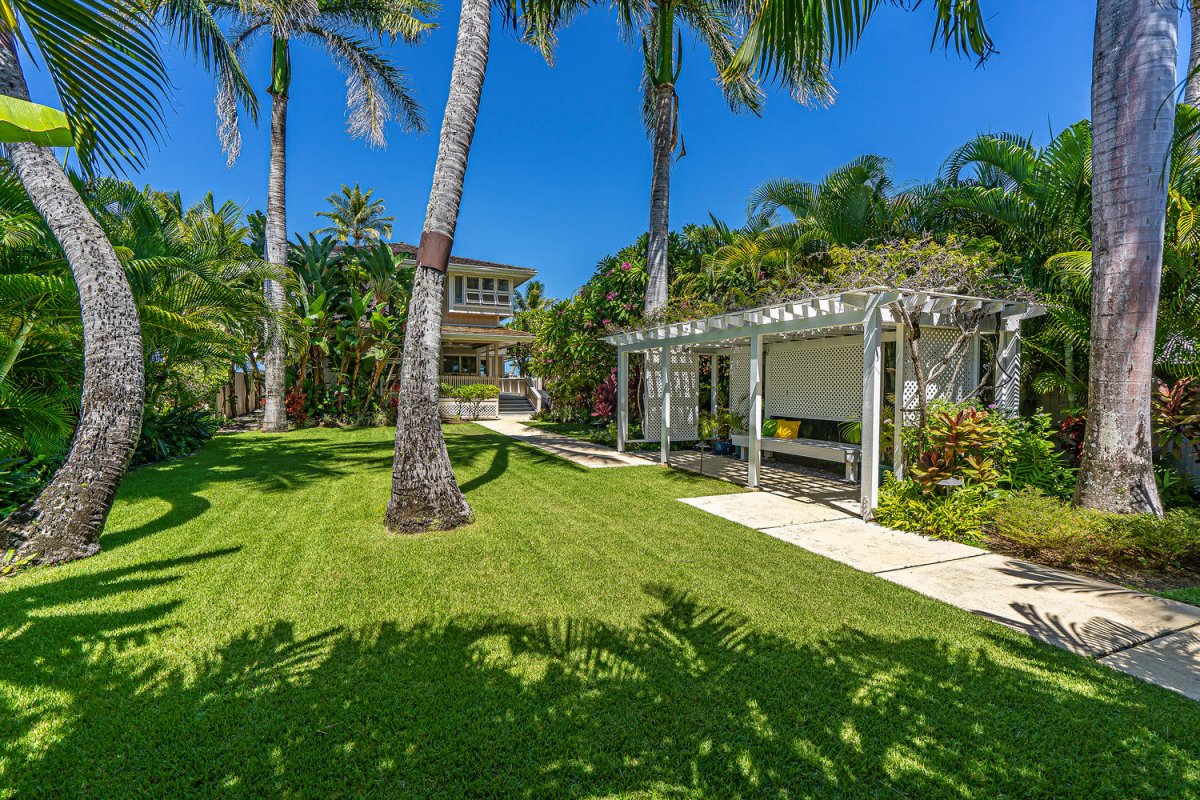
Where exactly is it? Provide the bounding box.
[606,292,616,301]
[602,319,611,326]
[758,271,766,280]
[621,262,632,271]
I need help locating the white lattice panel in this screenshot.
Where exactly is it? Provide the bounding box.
[729,346,750,417]
[901,327,977,411]
[765,339,864,422]
[643,348,699,440]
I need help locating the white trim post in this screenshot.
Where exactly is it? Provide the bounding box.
[995,318,1022,411]
[659,345,671,464]
[893,321,906,480]
[748,334,763,487]
[709,353,719,416]
[861,308,883,519]
[617,348,629,452]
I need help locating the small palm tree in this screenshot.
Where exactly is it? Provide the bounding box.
[0,1,254,565]
[211,0,435,432]
[514,280,549,313]
[748,155,918,252]
[315,183,396,246]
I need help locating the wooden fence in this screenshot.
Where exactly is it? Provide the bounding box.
[215,371,262,419]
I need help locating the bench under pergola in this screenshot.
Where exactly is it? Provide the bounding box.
[603,287,1046,519]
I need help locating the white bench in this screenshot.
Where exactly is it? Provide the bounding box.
[730,434,861,482]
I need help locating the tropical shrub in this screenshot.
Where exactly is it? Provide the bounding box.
[285,388,308,425]
[875,475,999,542]
[991,489,1200,572]
[132,408,221,467]
[591,370,617,422]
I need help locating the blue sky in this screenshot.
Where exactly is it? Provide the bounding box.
[20,1,1194,299]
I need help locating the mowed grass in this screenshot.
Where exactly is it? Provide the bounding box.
[2,426,1199,799]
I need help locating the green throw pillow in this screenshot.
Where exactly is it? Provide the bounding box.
[761,418,778,437]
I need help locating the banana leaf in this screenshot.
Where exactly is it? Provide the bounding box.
[0,95,72,147]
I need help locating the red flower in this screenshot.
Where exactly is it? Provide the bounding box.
[621,262,632,271]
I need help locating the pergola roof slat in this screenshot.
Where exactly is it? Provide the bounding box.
[604,288,1044,351]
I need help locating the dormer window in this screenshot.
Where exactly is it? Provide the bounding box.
[461,276,511,307]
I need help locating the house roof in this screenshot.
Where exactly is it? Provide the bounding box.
[383,242,536,276]
[441,324,534,341]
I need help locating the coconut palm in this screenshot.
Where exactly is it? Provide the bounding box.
[315,183,395,246]
[1074,0,1177,514]
[385,0,575,532]
[0,1,255,565]
[211,0,434,433]
[612,0,802,316]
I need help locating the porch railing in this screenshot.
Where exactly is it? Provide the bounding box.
[439,374,528,395]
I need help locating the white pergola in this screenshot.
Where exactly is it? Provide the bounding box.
[604,287,1046,518]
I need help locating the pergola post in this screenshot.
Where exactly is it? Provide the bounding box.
[860,308,883,518]
[995,318,1022,411]
[892,321,906,480]
[747,333,763,488]
[709,353,719,417]
[616,348,629,452]
[659,345,671,464]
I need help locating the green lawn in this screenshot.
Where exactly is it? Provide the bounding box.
[2,425,1199,798]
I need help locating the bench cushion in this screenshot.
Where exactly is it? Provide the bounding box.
[775,420,801,438]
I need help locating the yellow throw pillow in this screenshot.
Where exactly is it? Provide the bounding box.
[775,419,800,439]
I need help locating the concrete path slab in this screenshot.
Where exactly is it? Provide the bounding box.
[679,492,851,529]
[1100,627,1200,701]
[880,554,1200,658]
[475,419,649,468]
[763,518,986,573]
[680,489,1200,699]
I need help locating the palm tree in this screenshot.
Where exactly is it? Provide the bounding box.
[211,0,434,433]
[315,183,395,246]
[1074,0,1177,515]
[1188,1,1200,108]
[612,0,794,316]
[748,155,919,252]
[385,0,569,532]
[514,280,549,313]
[0,2,254,565]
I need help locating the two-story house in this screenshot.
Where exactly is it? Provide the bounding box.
[385,243,538,407]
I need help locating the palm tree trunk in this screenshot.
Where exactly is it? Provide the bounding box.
[262,86,289,432]
[385,0,488,532]
[644,82,674,315]
[1074,0,1174,515]
[0,35,144,565]
[1188,1,1200,108]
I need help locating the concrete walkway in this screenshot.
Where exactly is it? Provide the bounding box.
[681,492,1200,701]
[475,419,650,467]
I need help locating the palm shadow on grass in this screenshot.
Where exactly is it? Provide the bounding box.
[2,578,1197,799]
[104,426,573,550]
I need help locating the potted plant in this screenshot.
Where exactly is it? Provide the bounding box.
[703,407,744,456]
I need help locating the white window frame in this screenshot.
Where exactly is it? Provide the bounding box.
[458,274,511,309]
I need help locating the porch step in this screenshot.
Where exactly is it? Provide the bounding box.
[498,392,534,414]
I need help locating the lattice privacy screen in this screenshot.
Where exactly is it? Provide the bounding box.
[729,346,750,418]
[765,339,864,421]
[901,327,977,414]
[643,348,699,440]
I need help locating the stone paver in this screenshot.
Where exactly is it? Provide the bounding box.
[680,492,851,529]
[476,419,649,468]
[678,490,1200,700]
[763,518,986,573]
[883,554,1200,658]
[1100,627,1200,701]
